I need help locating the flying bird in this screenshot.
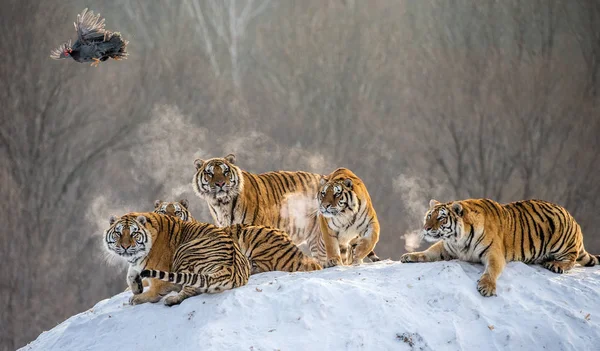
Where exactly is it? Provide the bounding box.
[50,8,128,67]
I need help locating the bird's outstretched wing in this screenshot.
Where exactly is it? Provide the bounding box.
[50,40,72,60]
[73,8,106,43]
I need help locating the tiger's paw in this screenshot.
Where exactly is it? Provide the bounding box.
[163,295,183,307]
[476,274,497,297]
[351,258,364,266]
[129,292,162,305]
[400,253,425,263]
[324,258,343,268]
[542,260,574,274]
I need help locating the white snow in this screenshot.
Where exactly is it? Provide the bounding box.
[20,260,600,351]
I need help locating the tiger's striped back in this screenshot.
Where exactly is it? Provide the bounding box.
[225,224,323,274]
[193,154,327,263]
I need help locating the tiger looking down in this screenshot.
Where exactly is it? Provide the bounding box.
[317,168,380,267]
[104,212,250,306]
[400,198,600,297]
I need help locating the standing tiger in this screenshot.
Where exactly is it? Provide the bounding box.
[104,212,250,306]
[317,168,380,267]
[400,198,599,297]
[192,153,329,262]
[151,199,322,273]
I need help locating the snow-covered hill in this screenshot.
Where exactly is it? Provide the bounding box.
[20,261,600,351]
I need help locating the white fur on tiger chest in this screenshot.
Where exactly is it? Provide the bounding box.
[209,203,233,227]
[328,216,366,245]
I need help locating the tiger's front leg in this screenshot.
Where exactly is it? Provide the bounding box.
[400,241,450,263]
[351,223,380,265]
[320,216,343,268]
[129,279,180,305]
[477,248,505,297]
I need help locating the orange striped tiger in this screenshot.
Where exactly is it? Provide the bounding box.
[192,153,329,263]
[225,224,322,273]
[104,212,250,306]
[317,168,380,267]
[152,199,322,274]
[400,198,599,297]
[153,199,193,221]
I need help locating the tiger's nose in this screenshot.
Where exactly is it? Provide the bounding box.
[424,226,432,231]
[215,181,225,187]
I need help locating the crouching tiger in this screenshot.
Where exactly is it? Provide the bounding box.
[153,199,322,274]
[400,198,599,297]
[104,212,250,306]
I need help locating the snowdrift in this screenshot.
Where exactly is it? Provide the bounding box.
[20,261,600,351]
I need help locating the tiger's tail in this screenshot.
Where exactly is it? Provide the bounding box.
[576,249,600,267]
[141,267,231,288]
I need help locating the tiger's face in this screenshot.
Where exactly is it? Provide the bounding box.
[154,199,191,221]
[317,177,358,219]
[422,199,465,242]
[193,154,242,203]
[104,214,152,263]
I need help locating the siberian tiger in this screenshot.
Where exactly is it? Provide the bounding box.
[192,153,329,263]
[152,199,322,274]
[400,198,599,297]
[104,212,250,306]
[153,199,193,221]
[317,168,380,267]
[225,224,322,273]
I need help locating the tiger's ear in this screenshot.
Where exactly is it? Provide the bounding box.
[344,178,353,189]
[224,153,236,164]
[109,215,118,225]
[154,200,162,209]
[194,159,204,170]
[136,215,148,225]
[429,199,441,209]
[179,199,189,209]
[451,202,464,217]
[319,176,327,186]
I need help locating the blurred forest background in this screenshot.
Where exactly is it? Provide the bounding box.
[2,0,599,349]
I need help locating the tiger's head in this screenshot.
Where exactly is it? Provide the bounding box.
[104,213,156,264]
[317,168,360,220]
[192,154,243,203]
[153,199,192,222]
[421,199,466,242]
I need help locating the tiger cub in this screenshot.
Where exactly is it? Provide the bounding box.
[225,224,322,274]
[317,168,380,268]
[104,212,250,306]
[192,153,328,263]
[152,199,322,274]
[154,199,193,221]
[400,198,600,297]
